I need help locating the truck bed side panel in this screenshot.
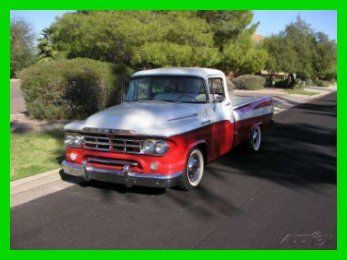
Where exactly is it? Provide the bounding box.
[232,96,273,145]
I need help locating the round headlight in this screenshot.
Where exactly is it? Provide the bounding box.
[142,140,155,154]
[155,141,168,154]
[64,135,75,145]
[74,135,85,146]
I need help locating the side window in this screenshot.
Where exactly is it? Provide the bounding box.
[208,78,225,102]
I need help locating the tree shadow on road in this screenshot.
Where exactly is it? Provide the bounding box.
[215,120,336,193]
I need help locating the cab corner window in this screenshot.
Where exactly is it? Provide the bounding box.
[208,78,225,103]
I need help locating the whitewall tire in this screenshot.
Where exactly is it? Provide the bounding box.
[178,149,204,191]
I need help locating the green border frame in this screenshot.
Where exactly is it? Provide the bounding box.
[1,0,343,256]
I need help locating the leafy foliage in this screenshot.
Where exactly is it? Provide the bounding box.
[222,32,268,74]
[197,11,255,49]
[18,58,118,120]
[39,11,222,68]
[10,18,35,78]
[262,17,336,81]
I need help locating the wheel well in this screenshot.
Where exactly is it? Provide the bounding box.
[196,142,208,163]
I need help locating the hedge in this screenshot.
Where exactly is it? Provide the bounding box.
[232,75,266,90]
[314,79,330,87]
[18,58,120,120]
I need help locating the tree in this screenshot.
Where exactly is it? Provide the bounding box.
[222,32,268,74]
[313,32,336,80]
[40,11,220,68]
[283,17,316,79]
[37,28,60,62]
[10,18,35,77]
[197,11,255,50]
[262,16,336,80]
[261,35,297,73]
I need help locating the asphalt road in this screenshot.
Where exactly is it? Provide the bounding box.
[11,93,337,249]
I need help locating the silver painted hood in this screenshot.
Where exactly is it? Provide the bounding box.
[64,101,209,137]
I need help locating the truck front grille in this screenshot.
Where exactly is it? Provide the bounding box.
[83,134,143,154]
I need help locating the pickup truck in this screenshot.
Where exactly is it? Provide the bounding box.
[62,68,273,190]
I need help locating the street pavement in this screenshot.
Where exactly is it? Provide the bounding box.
[11,93,336,249]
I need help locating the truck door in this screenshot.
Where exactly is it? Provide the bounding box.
[208,78,234,158]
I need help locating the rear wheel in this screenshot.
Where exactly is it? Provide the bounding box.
[178,149,204,191]
[247,125,262,152]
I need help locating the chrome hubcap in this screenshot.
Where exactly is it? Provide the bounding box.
[187,154,201,183]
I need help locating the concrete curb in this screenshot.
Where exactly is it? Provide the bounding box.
[11,169,74,208]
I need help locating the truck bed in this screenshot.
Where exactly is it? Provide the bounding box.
[231,95,273,122]
[231,96,267,109]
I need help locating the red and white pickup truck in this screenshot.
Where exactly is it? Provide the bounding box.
[62,68,273,190]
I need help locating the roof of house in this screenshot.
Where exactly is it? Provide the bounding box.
[132,67,225,79]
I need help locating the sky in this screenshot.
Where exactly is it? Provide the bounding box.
[10,10,337,42]
[253,10,336,40]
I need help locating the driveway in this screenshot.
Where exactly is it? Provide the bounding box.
[11,93,336,249]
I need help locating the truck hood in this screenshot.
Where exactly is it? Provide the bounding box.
[64,101,207,137]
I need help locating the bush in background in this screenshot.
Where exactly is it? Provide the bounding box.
[232,75,266,90]
[304,79,313,86]
[314,79,330,87]
[18,58,118,120]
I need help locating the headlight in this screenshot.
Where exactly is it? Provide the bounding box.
[142,140,155,154]
[64,135,75,145]
[154,141,168,154]
[142,139,168,155]
[74,135,85,146]
[64,133,84,147]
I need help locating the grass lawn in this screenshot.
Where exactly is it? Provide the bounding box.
[11,129,65,181]
[285,89,319,96]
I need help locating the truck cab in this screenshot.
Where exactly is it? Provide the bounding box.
[61,67,273,190]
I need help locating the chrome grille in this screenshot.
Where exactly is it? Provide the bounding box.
[83,134,143,154]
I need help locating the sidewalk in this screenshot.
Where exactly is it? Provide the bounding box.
[10,169,74,207]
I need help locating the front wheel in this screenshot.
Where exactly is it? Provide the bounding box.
[178,149,204,191]
[247,125,262,152]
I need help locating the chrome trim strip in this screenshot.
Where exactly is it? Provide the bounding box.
[168,113,198,122]
[201,120,211,126]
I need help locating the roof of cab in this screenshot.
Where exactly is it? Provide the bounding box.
[132,67,225,79]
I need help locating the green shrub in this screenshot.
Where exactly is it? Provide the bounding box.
[274,77,305,89]
[274,79,288,88]
[322,72,336,82]
[305,79,313,86]
[232,75,266,90]
[18,58,119,120]
[293,80,305,89]
[314,79,330,87]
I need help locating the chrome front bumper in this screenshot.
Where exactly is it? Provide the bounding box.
[61,160,183,188]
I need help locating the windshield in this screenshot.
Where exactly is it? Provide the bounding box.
[126,76,208,103]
